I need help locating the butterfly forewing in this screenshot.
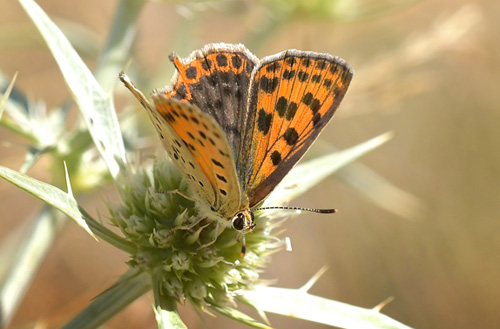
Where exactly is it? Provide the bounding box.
[120,72,216,207]
[151,95,242,217]
[238,50,353,207]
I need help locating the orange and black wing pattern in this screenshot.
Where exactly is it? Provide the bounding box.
[149,95,242,217]
[161,43,258,155]
[237,50,353,207]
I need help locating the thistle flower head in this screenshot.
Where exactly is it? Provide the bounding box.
[108,153,283,308]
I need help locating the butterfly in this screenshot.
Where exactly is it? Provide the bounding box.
[120,43,353,241]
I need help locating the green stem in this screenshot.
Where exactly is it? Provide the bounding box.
[61,269,150,329]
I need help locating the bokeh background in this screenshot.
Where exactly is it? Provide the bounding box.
[1,0,499,328]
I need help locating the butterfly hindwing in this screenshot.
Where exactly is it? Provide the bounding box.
[150,95,242,218]
[163,43,258,155]
[237,50,354,207]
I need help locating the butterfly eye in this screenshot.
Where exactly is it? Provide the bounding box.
[231,211,255,232]
[231,212,247,231]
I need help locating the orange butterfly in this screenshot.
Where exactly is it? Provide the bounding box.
[120,43,352,241]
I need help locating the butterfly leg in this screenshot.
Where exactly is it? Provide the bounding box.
[169,217,207,233]
[196,221,223,251]
[160,189,196,202]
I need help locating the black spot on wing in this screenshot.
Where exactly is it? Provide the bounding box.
[216,53,228,67]
[286,102,298,120]
[265,62,281,72]
[297,71,309,82]
[232,55,242,69]
[257,109,272,135]
[302,92,321,113]
[283,70,295,80]
[260,76,279,94]
[284,127,299,145]
[211,158,224,169]
[270,151,281,165]
[286,57,297,66]
[216,174,228,183]
[276,96,287,117]
[312,113,322,127]
[185,66,197,80]
[311,74,321,83]
[316,60,327,69]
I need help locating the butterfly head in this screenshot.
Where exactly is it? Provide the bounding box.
[231,210,255,233]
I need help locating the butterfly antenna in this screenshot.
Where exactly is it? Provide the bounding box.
[251,206,338,214]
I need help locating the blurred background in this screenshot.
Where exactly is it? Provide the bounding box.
[1,0,499,328]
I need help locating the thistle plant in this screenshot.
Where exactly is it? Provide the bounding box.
[108,152,278,309]
[0,0,475,328]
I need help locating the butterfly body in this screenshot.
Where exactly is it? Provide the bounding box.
[120,43,353,233]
